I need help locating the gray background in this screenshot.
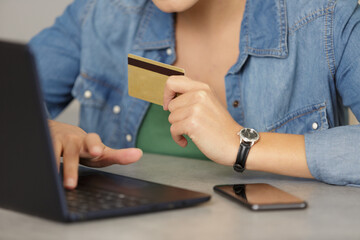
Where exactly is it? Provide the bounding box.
[0,0,78,125]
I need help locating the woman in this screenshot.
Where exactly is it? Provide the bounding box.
[30,0,360,189]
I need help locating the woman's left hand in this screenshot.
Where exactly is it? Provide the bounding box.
[163,76,242,165]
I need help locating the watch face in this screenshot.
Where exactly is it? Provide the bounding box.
[241,128,259,142]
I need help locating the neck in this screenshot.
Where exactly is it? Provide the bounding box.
[176,0,246,33]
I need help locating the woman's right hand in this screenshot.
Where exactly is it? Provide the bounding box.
[48,120,143,190]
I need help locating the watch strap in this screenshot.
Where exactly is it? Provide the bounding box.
[233,142,251,172]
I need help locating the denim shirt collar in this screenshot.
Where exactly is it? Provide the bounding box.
[243,0,288,58]
[230,0,288,74]
[132,1,174,51]
[132,0,288,71]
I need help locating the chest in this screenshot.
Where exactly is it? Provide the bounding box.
[172,29,240,106]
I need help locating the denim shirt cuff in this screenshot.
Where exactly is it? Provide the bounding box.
[43,103,52,119]
[304,132,322,182]
[305,126,360,187]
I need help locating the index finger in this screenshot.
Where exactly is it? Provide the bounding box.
[63,141,81,189]
[163,76,210,110]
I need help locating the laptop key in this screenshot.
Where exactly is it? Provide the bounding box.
[65,186,150,214]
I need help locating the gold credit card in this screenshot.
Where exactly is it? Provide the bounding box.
[128,54,185,105]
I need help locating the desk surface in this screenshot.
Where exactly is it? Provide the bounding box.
[1,153,360,240]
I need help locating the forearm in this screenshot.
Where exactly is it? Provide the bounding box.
[245,132,314,179]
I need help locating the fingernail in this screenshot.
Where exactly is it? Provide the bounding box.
[92,146,102,155]
[65,178,75,188]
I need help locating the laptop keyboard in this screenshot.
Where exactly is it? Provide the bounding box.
[66,186,151,213]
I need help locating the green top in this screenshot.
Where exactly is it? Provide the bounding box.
[136,104,208,160]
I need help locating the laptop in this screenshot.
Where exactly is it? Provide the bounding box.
[0,40,211,222]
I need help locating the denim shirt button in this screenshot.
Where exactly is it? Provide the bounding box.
[126,134,132,142]
[233,100,239,108]
[113,105,121,114]
[312,122,319,130]
[84,90,92,99]
[166,48,172,55]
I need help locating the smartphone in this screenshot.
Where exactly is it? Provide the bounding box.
[214,183,307,210]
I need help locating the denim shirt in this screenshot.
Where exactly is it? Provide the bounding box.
[29,0,360,186]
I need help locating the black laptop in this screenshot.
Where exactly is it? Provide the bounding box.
[0,40,210,222]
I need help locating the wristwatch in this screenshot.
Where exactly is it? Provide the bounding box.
[233,128,260,172]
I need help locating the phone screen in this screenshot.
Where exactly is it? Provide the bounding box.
[214,183,307,210]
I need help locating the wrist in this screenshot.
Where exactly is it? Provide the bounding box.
[242,133,261,171]
[225,126,244,166]
[233,128,260,172]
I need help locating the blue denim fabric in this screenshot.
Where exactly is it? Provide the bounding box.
[29,0,360,186]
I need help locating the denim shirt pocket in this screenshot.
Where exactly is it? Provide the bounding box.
[71,72,123,144]
[266,102,329,134]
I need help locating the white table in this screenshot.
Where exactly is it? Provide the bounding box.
[1,153,360,240]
